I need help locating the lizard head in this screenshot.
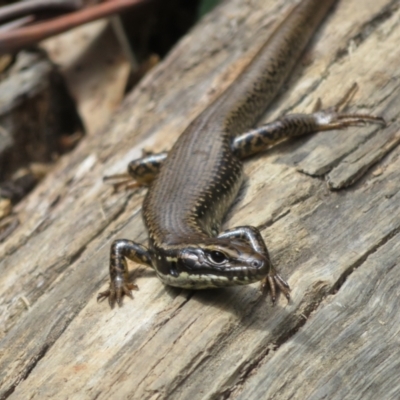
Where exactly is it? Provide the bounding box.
[153,239,271,289]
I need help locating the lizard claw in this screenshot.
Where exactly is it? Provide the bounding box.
[97,282,138,308]
[103,173,141,192]
[261,267,291,305]
[312,83,386,130]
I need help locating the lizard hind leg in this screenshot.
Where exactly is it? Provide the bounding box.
[312,83,386,130]
[218,226,290,303]
[232,83,386,159]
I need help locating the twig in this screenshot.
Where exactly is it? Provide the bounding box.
[0,0,151,54]
[0,15,35,33]
[0,0,82,25]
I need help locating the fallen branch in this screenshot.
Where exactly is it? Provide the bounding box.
[0,0,151,54]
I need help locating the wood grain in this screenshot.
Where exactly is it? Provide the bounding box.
[0,0,399,399]
[0,50,82,179]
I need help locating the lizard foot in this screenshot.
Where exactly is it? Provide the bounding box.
[97,281,138,308]
[261,267,291,305]
[312,83,386,130]
[103,173,142,192]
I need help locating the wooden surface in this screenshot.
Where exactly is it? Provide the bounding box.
[0,50,82,179]
[1,0,400,398]
[41,20,131,136]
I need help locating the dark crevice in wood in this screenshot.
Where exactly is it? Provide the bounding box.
[257,190,314,231]
[105,290,196,393]
[4,344,49,400]
[218,345,272,400]
[0,216,18,243]
[329,226,400,296]
[5,188,135,262]
[211,285,332,399]
[324,88,400,189]
[335,0,399,62]
[171,323,243,399]
[0,196,143,398]
[218,226,400,400]
[280,0,398,120]
[223,297,328,400]
[152,290,195,332]
[327,138,400,190]
[257,208,291,231]
[130,292,205,395]
[279,76,327,116]
[297,124,384,178]
[1,308,79,400]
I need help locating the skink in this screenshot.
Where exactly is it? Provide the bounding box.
[99,0,384,307]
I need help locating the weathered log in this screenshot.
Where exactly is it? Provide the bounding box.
[0,0,399,399]
[0,49,82,180]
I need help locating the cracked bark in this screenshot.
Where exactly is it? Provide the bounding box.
[1,0,399,399]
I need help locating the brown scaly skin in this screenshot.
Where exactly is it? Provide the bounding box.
[98,0,385,308]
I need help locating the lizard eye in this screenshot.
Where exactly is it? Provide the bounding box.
[208,251,228,264]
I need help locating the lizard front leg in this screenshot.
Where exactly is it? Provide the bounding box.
[97,239,153,307]
[218,226,290,303]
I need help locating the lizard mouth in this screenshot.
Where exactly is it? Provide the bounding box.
[156,263,269,290]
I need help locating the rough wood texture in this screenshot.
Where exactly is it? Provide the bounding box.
[0,50,82,180]
[1,0,399,398]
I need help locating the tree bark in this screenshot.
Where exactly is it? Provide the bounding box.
[0,50,82,180]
